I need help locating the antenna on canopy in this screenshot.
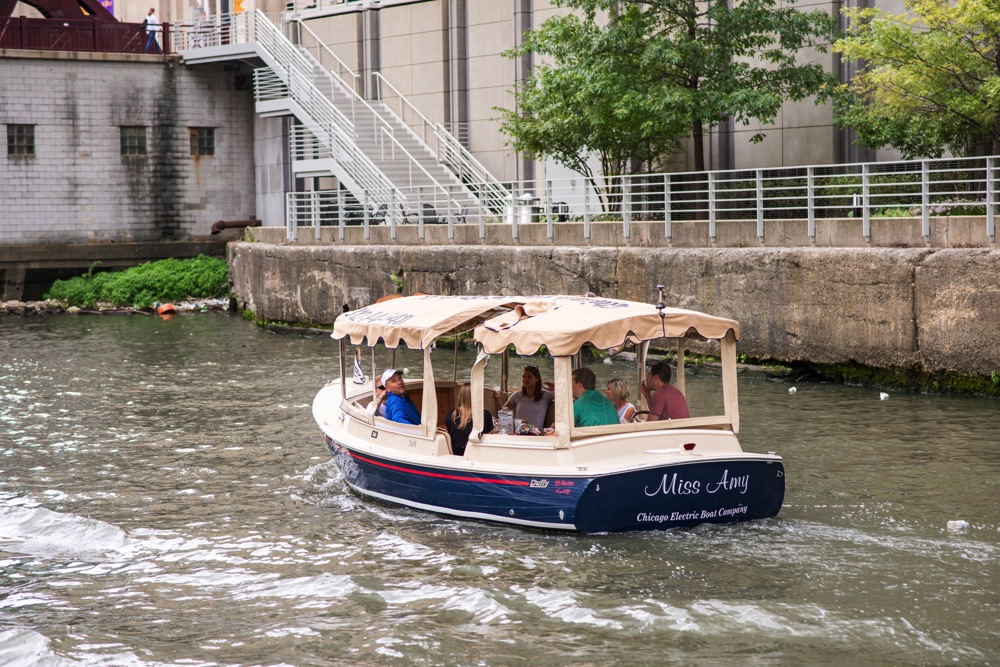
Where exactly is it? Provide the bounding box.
[656,284,667,336]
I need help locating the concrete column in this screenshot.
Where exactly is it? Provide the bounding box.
[446,0,468,140]
[362,4,380,99]
[514,0,533,183]
[1,268,26,302]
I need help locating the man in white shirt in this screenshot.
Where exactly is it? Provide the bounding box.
[144,8,161,53]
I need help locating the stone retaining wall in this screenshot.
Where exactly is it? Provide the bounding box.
[228,242,1000,377]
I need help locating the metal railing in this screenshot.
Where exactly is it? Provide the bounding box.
[373,72,510,213]
[289,16,503,211]
[289,27,459,199]
[0,16,168,53]
[175,11,472,215]
[288,18,361,99]
[282,155,998,244]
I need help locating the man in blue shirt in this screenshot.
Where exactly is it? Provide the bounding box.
[381,368,421,425]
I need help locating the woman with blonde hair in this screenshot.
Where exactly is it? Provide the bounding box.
[446,383,494,456]
[605,378,636,424]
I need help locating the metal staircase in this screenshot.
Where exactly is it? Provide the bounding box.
[175,11,509,231]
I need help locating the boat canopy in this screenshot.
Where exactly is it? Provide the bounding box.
[332,294,517,349]
[333,293,739,356]
[475,295,739,356]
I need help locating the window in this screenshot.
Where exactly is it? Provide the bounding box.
[120,126,147,156]
[189,127,215,156]
[7,124,35,156]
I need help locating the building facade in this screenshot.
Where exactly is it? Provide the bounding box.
[0,51,256,245]
[292,0,901,185]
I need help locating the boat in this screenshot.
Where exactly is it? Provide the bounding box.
[312,293,784,532]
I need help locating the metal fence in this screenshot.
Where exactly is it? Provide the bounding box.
[0,17,168,54]
[285,155,998,244]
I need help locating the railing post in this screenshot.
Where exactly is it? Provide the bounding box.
[583,183,590,242]
[756,169,764,243]
[545,179,554,241]
[708,171,717,243]
[314,190,321,242]
[447,188,455,241]
[478,197,485,241]
[664,174,671,243]
[622,176,631,240]
[417,190,425,240]
[390,191,398,241]
[511,191,519,242]
[807,166,815,243]
[285,193,295,242]
[363,190,371,241]
[337,188,345,241]
[921,160,930,242]
[862,163,871,243]
[987,157,996,243]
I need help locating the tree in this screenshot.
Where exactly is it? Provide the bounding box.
[497,7,686,193]
[500,0,837,175]
[834,0,1000,158]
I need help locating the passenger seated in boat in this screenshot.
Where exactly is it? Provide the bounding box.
[381,368,420,425]
[639,361,690,421]
[492,364,554,429]
[571,367,620,427]
[366,382,387,418]
[445,383,494,456]
[605,378,637,424]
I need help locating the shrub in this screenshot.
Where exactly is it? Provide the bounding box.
[45,255,229,309]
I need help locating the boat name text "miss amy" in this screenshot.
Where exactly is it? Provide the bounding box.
[643,469,749,497]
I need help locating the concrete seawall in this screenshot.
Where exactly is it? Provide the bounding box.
[228,242,1000,379]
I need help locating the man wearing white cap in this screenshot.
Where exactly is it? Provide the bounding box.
[381,368,420,425]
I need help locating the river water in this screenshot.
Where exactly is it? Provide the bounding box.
[1,313,997,666]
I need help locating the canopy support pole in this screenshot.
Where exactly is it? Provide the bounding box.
[637,340,649,410]
[421,346,437,438]
[470,348,488,443]
[552,356,573,449]
[676,339,686,396]
[721,330,740,434]
[338,339,346,397]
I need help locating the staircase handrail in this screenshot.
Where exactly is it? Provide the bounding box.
[290,18,361,98]
[434,122,510,212]
[291,21,462,203]
[374,71,510,212]
[254,68,397,206]
[177,11,469,220]
[253,12,450,216]
[373,71,437,148]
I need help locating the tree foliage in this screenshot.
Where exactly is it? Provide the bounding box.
[497,8,685,185]
[45,256,229,309]
[499,0,837,176]
[834,0,1000,158]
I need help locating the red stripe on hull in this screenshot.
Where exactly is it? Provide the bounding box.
[331,440,531,486]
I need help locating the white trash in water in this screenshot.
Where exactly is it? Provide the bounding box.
[947,520,968,532]
[880,392,889,400]
[788,387,797,394]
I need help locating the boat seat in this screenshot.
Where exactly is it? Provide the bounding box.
[436,427,454,455]
[407,386,457,428]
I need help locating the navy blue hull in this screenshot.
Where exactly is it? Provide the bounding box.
[326,436,784,532]
[573,459,785,532]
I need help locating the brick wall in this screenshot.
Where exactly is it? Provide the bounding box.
[0,54,257,245]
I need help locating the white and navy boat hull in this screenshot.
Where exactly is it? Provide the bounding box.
[326,435,784,533]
